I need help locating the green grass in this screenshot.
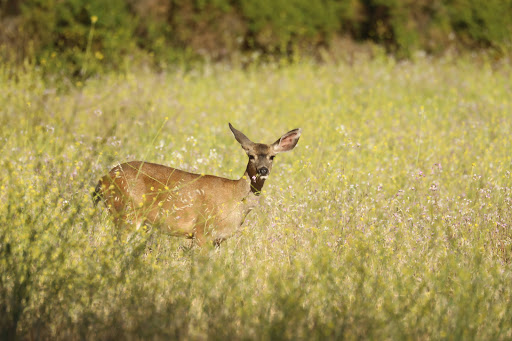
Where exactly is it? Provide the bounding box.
[1,56,512,339]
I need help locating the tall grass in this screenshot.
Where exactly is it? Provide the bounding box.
[1,56,512,339]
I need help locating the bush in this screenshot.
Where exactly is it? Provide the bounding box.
[1,0,511,74]
[238,0,342,52]
[360,0,512,57]
[447,0,512,50]
[16,0,135,76]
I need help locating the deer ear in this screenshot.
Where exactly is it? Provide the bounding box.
[229,123,254,150]
[272,128,302,153]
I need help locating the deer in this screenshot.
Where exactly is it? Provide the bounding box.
[93,123,301,247]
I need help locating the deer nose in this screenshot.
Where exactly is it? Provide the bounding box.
[258,167,269,176]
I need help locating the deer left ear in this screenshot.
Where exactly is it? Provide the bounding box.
[272,128,302,153]
[229,123,255,150]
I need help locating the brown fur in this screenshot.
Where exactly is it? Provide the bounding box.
[95,124,301,246]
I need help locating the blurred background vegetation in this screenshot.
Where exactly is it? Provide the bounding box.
[1,0,511,76]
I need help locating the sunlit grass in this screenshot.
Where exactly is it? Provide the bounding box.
[1,56,512,339]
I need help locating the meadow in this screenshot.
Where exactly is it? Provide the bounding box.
[1,55,512,339]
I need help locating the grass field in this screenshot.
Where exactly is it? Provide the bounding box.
[1,55,512,339]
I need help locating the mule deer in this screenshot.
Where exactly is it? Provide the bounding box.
[93,123,301,246]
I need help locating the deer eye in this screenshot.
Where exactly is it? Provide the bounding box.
[249,155,255,161]
[269,156,275,161]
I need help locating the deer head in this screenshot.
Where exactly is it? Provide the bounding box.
[229,123,301,194]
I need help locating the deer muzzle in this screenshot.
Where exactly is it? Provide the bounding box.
[258,167,269,176]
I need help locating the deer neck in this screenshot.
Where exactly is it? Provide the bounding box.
[242,166,266,196]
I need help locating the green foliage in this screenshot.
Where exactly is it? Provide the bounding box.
[2,0,512,74]
[447,0,512,49]
[1,57,512,338]
[18,0,135,76]
[239,0,342,51]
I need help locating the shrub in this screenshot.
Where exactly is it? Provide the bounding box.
[1,0,512,74]
[17,0,135,76]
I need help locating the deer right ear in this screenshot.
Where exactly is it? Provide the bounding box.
[272,128,302,153]
[229,123,254,150]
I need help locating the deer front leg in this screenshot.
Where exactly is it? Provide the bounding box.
[213,238,226,247]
